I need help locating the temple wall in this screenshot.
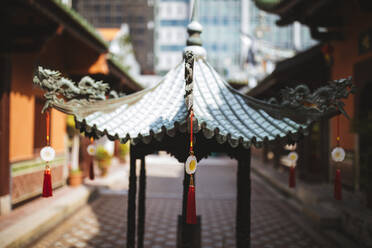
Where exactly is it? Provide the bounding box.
[9,54,37,162]
[51,109,66,153]
[9,54,67,162]
[329,1,372,188]
[330,1,372,149]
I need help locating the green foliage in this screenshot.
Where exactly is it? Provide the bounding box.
[119,142,130,158]
[95,145,112,161]
[69,168,82,175]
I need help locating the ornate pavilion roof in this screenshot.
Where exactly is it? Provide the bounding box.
[33,9,353,149]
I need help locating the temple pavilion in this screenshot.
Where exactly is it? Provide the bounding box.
[33,3,353,248]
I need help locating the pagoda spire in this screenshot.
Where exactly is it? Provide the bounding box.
[186,0,203,47]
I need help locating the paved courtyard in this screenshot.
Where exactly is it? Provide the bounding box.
[32,156,337,248]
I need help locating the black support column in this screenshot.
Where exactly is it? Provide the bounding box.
[236,149,251,248]
[137,156,146,248]
[127,146,137,248]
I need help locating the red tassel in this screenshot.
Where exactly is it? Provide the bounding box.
[334,169,342,200]
[289,166,296,188]
[42,167,53,197]
[89,160,95,180]
[186,184,196,224]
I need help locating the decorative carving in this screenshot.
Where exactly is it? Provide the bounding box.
[184,51,194,114]
[267,77,355,119]
[33,66,110,112]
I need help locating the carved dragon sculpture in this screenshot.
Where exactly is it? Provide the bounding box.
[267,77,355,120]
[33,66,112,112]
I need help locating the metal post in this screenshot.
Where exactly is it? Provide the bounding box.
[137,156,146,248]
[236,149,251,248]
[127,146,137,248]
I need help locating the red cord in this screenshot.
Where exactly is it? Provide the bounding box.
[46,110,50,146]
[336,115,340,146]
[190,111,193,152]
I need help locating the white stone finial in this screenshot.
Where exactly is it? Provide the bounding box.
[187,0,203,46]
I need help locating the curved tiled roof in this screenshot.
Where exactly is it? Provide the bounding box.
[51,56,306,148]
[35,7,353,150]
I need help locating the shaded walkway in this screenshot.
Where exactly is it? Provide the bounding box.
[32,156,337,248]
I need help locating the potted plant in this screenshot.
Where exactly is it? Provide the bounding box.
[118,142,130,163]
[68,168,82,187]
[95,145,112,177]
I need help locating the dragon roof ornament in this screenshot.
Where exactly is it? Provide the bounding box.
[266,77,355,122]
[33,66,116,113]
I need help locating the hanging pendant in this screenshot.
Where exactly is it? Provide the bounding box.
[331,147,345,162]
[185,155,197,175]
[40,146,56,162]
[87,144,96,156]
[288,151,298,163]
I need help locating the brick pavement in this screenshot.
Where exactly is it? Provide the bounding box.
[31,156,337,248]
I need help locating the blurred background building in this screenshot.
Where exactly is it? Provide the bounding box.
[72,0,155,74]
[154,0,190,74]
[71,0,316,83]
[153,0,316,85]
[199,0,242,76]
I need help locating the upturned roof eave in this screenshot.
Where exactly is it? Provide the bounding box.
[30,0,108,53]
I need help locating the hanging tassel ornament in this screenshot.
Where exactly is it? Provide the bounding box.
[41,110,55,197]
[87,137,96,180]
[185,111,197,224]
[186,174,197,224]
[288,151,298,188]
[42,165,53,197]
[331,116,345,200]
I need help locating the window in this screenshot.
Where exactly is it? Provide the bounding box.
[136,16,145,23]
[133,28,145,35]
[223,17,228,25]
[105,16,111,24]
[167,5,172,14]
[160,45,184,51]
[178,5,183,14]
[115,16,122,24]
[116,4,123,11]
[160,20,188,26]
[94,4,100,11]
